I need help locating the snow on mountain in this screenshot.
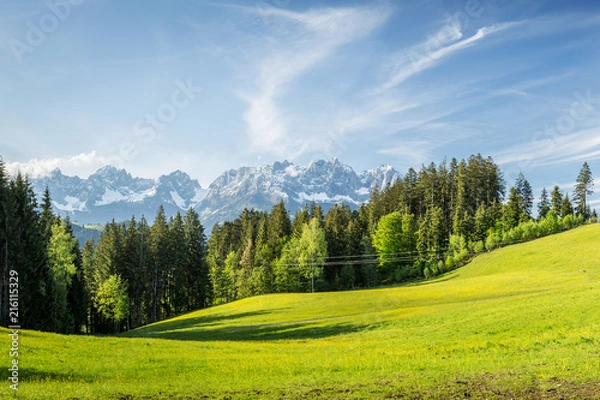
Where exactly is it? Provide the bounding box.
[196,158,399,229]
[31,159,398,230]
[32,166,207,225]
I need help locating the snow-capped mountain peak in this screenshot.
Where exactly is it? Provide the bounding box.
[31,159,398,229]
[197,159,398,228]
[32,167,207,224]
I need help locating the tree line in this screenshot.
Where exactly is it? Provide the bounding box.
[0,156,595,333]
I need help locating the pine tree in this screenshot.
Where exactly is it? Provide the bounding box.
[267,201,291,259]
[323,203,352,288]
[64,217,88,333]
[91,220,125,332]
[573,162,594,219]
[122,216,143,328]
[40,187,55,244]
[291,207,309,238]
[9,174,54,330]
[183,208,209,310]
[472,203,490,243]
[137,215,152,324]
[149,206,168,322]
[561,194,573,217]
[417,206,445,259]
[537,187,551,220]
[515,172,534,218]
[550,186,563,216]
[503,187,524,230]
[81,238,95,332]
[167,212,187,317]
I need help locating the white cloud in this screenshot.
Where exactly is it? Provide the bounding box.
[374,21,521,94]
[495,127,600,168]
[6,151,111,179]
[238,4,391,156]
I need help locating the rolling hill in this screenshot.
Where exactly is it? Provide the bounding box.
[3,224,600,399]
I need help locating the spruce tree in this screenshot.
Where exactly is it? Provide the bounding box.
[503,187,524,230]
[183,208,209,310]
[64,217,88,333]
[561,194,573,217]
[9,174,54,330]
[550,186,563,216]
[167,212,187,316]
[122,216,143,328]
[537,187,551,220]
[40,187,55,244]
[574,162,594,219]
[149,206,168,322]
[515,172,534,218]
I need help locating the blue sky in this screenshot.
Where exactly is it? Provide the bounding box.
[1,0,599,207]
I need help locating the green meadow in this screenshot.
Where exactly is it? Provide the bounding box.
[3,224,600,399]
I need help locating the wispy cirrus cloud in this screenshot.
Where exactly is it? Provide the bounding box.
[495,127,600,168]
[374,20,522,94]
[236,4,391,156]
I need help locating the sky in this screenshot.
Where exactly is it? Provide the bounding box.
[1,0,599,207]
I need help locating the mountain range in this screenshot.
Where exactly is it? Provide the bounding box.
[31,159,399,231]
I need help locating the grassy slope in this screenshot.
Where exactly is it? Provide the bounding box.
[3,225,600,399]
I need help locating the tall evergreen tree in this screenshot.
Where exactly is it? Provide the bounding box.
[9,174,54,330]
[81,238,96,332]
[167,212,187,317]
[550,186,563,216]
[149,206,169,322]
[515,172,534,218]
[40,187,55,244]
[323,203,352,288]
[417,206,445,258]
[91,220,125,332]
[183,208,210,310]
[121,217,144,328]
[574,162,594,219]
[561,194,573,217]
[537,187,551,220]
[64,217,88,333]
[503,187,524,230]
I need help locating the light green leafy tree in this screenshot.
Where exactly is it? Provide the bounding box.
[94,274,129,332]
[275,217,327,293]
[298,217,328,293]
[372,210,416,276]
[48,221,78,332]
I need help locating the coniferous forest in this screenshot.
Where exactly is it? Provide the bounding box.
[0,155,595,334]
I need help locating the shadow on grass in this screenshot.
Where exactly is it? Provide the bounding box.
[123,309,283,337]
[122,308,365,341]
[130,320,365,342]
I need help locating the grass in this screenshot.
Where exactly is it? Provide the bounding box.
[3,224,600,399]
